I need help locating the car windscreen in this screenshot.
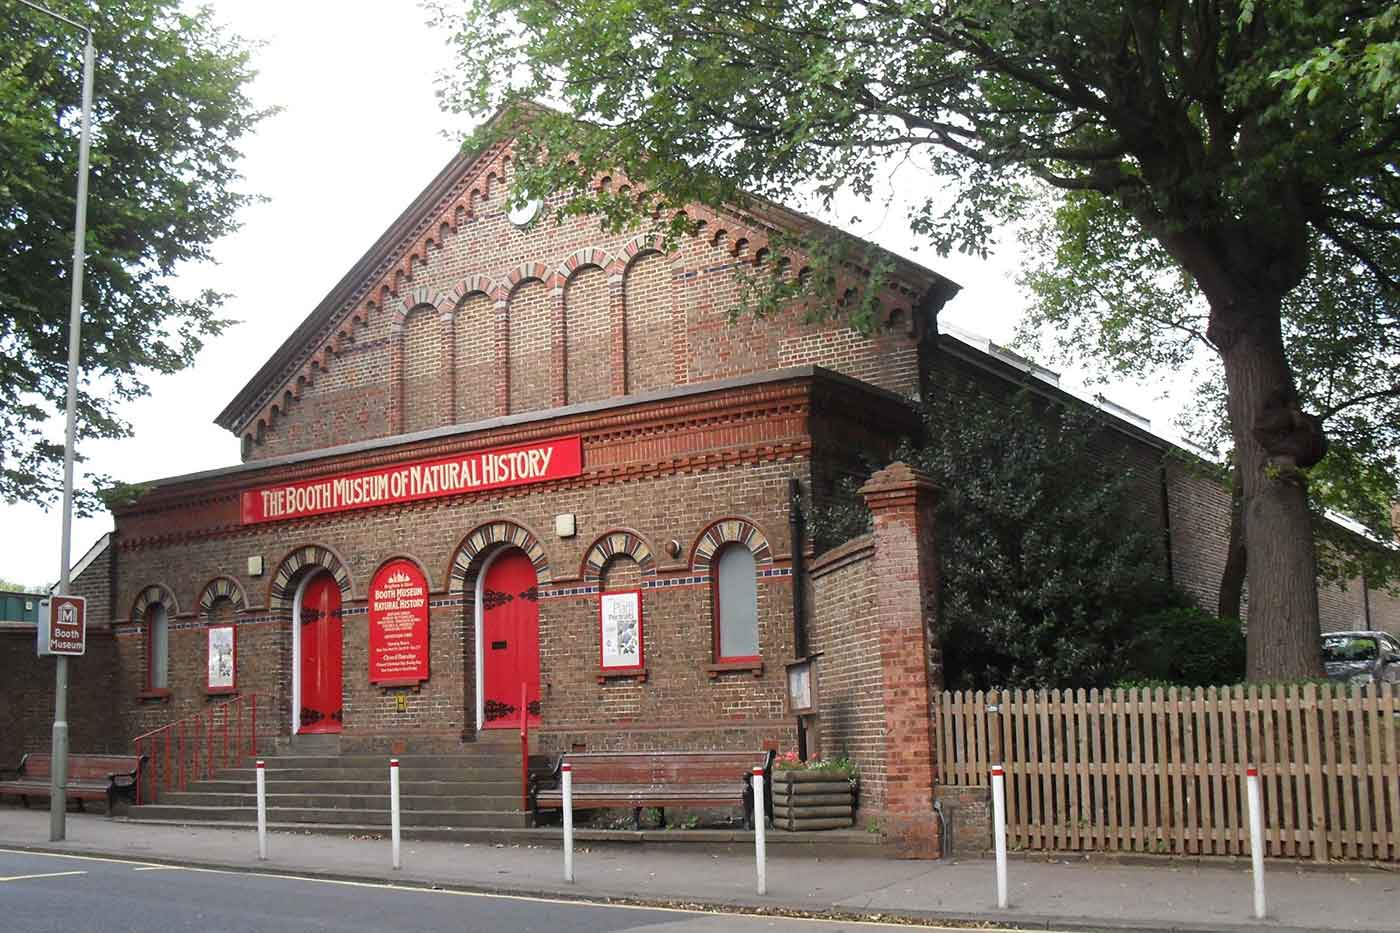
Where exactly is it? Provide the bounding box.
[1322,635,1378,663]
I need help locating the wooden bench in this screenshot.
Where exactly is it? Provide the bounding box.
[0,752,145,812]
[533,750,774,829]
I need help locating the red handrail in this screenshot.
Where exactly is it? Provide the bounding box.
[132,693,271,805]
[519,682,530,811]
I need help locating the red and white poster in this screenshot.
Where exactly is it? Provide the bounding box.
[241,435,582,525]
[369,559,429,685]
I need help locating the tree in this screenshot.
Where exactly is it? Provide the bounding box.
[1,0,268,507]
[812,385,1188,689]
[432,0,1400,679]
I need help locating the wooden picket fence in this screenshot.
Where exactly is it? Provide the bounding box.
[936,684,1400,861]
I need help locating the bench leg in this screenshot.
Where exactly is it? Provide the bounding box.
[743,782,754,830]
[632,807,642,830]
[657,807,666,829]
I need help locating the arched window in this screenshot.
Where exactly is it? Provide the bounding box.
[146,603,169,691]
[714,544,759,662]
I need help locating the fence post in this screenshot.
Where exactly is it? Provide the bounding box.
[1247,766,1266,919]
[992,763,1008,908]
[562,762,574,883]
[256,759,268,861]
[753,767,767,895]
[390,758,401,870]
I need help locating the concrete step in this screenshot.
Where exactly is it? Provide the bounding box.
[127,804,530,828]
[218,766,520,782]
[186,779,518,797]
[246,754,533,769]
[155,792,522,811]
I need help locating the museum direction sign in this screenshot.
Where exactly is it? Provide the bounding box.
[37,595,86,657]
[241,435,582,525]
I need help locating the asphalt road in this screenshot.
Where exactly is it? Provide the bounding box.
[0,849,1003,933]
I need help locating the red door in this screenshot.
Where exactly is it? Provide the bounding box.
[299,572,343,734]
[482,550,541,729]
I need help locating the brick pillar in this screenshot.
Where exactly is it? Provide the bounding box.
[494,298,510,415]
[388,319,404,434]
[550,281,567,407]
[608,274,626,396]
[859,461,944,858]
[439,308,456,423]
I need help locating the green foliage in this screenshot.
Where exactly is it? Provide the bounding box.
[430,0,1400,680]
[1,0,270,507]
[1118,608,1246,688]
[0,578,45,594]
[905,385,1186,689]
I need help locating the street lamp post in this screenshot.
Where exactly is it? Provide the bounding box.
[19,0,96,844]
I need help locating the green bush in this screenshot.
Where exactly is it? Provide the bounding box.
[1118,607,1245,687]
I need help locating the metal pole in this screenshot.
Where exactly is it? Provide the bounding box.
[256,760,268,860]
[22,0,97,843]
[1246,766,1266,919]
[753,767,767,895]
[390,758,401,870]
[992,764,1008,909]
[562,763,574,883]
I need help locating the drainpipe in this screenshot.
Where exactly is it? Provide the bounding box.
[789,477,808,658]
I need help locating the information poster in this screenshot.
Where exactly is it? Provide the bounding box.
[369,559,430,684]
[599,590,643,672]
[207,625,236,692]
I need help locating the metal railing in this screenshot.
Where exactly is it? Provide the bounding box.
[132,693,270,805]
[520,682,530,811]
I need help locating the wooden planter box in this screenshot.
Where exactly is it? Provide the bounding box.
[770,769,855,830]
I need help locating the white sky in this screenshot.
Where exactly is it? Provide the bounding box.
[0,1,1190,590]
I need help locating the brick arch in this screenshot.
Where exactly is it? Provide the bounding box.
[690,517,774,572]
[197,576,248,617]
[452,274,506,306]
[130,583,179,622]
[619,232,669,267]
[505,262,551,292]
[268,544,353,610]
[447,520,552,592]
[398,286,450,320]
[556,247,617,283]
[580,529,657,584]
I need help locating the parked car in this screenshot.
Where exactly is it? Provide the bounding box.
[1321,630,1400,686]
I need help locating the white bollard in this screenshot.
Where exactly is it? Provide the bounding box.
[255,759,268,861]
[1246,766,1266,919]
[991,763,1008,909]
[562,763,574,883]
[390,758,402,870]
[753,767,767,895]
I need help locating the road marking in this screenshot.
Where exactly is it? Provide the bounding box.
[0,848,1058,932]
[0,871,87,882]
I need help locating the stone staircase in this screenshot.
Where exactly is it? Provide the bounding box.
[123,732,539,840]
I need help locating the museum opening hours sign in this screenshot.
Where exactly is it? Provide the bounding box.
[369,560,430,685]
[240,436,582,525]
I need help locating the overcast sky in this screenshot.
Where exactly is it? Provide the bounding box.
[1,1,1188,590]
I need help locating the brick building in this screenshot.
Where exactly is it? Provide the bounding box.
[5,122,1396,858]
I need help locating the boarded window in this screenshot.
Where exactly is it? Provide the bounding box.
[147,603,169,690]
[715,544,758,660]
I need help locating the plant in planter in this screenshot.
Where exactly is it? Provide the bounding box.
[769,753,857,831]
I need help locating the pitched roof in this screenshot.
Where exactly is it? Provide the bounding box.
[215,108,958,437]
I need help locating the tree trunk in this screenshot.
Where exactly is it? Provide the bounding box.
[1215,310,1324,681]
[1218,461,1246,621]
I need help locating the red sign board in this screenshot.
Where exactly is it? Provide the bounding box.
[40,595,86,656]
[241,435,582,525]
[369,559,429,685]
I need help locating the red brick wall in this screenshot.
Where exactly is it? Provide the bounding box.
[239,148,931,462]
[455,293,497,423]
[806,534,886,812]
[508,279,552,414]
[0,629,124,766]
[402,306,442,433]
[564,265,610,405]
[622,251,673,395]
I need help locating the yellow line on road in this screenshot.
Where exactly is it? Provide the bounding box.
[0,870,87,882]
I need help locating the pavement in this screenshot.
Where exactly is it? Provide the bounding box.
[1,807,1397,933]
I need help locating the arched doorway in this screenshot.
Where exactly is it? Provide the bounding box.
[479,549,541,729]
[296,571,343,734]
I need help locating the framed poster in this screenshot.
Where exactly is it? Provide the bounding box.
[785,657,818,715]
[369,559,430,685]
[599,589,644,675]
[207,624,237,694]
